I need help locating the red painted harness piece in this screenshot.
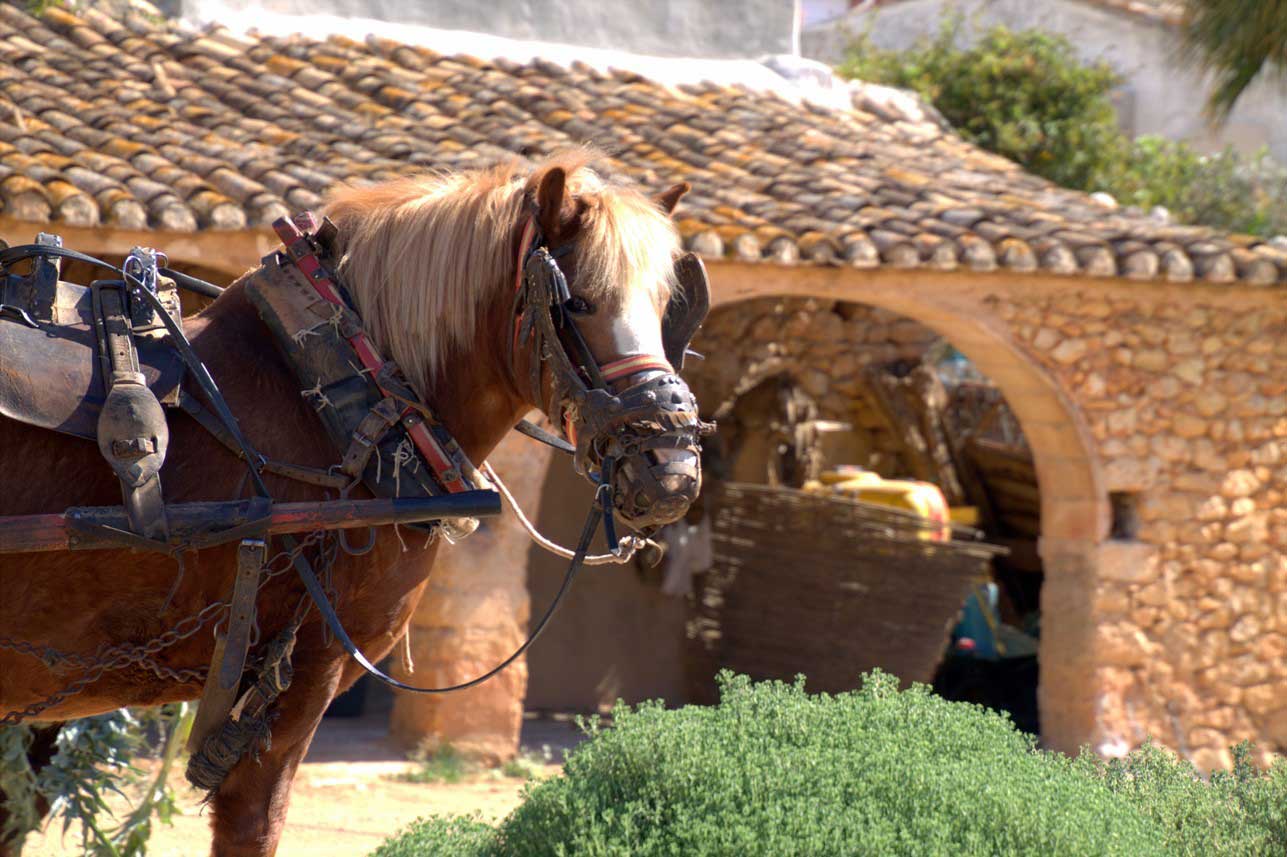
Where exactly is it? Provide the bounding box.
[273,213,472,495]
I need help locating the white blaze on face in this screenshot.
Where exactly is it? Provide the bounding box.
[609,285,668,361]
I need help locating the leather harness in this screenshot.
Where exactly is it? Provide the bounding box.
[0,203,711,775]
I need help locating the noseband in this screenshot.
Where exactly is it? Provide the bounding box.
[509,215,711,535]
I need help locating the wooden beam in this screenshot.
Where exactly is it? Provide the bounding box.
[0,217,270,279]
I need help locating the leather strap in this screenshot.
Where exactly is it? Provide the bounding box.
[221,539,265,689]
[287,492,603,694]
[339,397,402,479]
[600,355,673,384]
[271,213,477,496]
[176,391,351,491]
[0,244,225,300]
[187,538,266,753]
[514,418,574,455]
[91,281,170,540]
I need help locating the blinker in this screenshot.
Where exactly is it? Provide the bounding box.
[662,252,710,373]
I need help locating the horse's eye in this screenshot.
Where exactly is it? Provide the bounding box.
[566,296,595,315]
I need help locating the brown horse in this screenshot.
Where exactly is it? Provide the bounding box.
[0,151,700,856]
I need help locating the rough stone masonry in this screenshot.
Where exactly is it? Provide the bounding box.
[686,289,1287,772]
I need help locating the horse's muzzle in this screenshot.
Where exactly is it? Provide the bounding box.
[611,444,702,530]
[568,372,711,532]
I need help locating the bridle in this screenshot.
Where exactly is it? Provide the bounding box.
[509,210,711,543]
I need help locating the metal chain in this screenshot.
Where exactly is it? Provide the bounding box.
[0,530,332,726]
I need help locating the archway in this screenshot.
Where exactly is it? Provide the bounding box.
[702,263,1108,754]
[524,264,1107,754]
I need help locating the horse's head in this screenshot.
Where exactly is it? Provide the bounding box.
[511,162,711,532]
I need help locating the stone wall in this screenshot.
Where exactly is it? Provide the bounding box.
[691,298,943,482]
[1000,290,1287,770]
[692,297,940,420]
[687,283,1287,770]
[388,432,551,763]
[385,269,1285,771]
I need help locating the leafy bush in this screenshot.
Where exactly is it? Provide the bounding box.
[839,21,1127,191]
[497,671,1167,856]
[372,815,496,857]
[0,704,193,856]
[1112,137,1287,237]
[837,21,1287,237]
[374,671,1286,856]
[392,742,474,785]
[1075,741,1287,856]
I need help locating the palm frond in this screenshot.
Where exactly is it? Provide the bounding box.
[1182,0,1287,119]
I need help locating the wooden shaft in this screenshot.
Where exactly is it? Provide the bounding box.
[0,492,501,554]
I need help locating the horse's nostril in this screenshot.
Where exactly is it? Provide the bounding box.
[659,474,689,494]
[647,495,687,522]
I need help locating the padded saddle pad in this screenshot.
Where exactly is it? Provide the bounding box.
[0,282,185,441]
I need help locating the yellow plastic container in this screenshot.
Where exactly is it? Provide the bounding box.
[804,468,951,541]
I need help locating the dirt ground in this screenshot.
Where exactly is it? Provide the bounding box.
[25,713,582,857]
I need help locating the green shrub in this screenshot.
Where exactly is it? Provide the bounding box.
[375,673,1165,856]
[498,672,1167,856]
[393,742,474,785]
[1111,138,1287,237]
[374,672,1287,857]
[371,815,496,857]
[0,704,194,856]
[1075,741,1287,856]
[839,21,1127,191]
[837,21,1287,237]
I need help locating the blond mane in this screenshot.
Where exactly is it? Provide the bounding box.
[323,151,682,395]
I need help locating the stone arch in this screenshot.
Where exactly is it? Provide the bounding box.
[703,262,1111,753]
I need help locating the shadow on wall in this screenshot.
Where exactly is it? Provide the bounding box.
[523,460,691,713]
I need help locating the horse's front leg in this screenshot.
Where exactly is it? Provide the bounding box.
[208,653,344,857]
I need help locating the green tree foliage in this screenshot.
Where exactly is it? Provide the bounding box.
[371,673,1287,857]
[0,704,193,856]
[1182,0,1287,118]
[1112,136,1287,236]
[836,21,1287,237]
[839,23,1125,191]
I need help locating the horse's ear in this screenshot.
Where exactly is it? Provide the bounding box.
[656,182,690,215]
[535,167,568,237]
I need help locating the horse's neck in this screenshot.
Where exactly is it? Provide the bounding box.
[188,283,523,479]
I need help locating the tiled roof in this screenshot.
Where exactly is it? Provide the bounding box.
[0,2,1282,285]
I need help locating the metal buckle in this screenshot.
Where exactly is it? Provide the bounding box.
[123,246,166,328]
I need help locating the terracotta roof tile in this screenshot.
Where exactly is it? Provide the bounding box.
[0,3,1280,285]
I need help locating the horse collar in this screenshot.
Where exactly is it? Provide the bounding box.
[252,212,490,533]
